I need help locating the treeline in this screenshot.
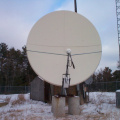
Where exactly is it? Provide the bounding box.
[93,67,120,82]
[0,42,120,87]
[0,43,36,86]
[91,67,120,91]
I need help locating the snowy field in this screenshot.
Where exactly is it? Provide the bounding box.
[0,92,120,120]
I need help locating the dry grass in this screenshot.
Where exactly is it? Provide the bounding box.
[80,106,85,113]
[88,93,120,119]
[4,116,10,120]
[62,118,71,120]
[90,93,116,105]
[9,113,17,118]
[108,112,120,120]
[0,102,8,107]
[7,109,23,113]
[1,113,23,120]
[11,94,26,105]
[108,99,116,104]
[0,97,10,107]
[0,109,119,120]
[90,93,116,115]
[40,109,44,113]
[4,96,11,103]
[26,115,43,120]
[18,94,26,101]
[0,93,119,120]
[84,113,111,120]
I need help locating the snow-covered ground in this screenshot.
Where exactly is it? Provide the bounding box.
[0,92,120,120]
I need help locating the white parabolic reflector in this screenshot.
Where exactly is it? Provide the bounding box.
[26,10,102,86]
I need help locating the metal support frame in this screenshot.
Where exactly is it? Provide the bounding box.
[61,53,75,95]
[61,0,77,96]
[115,0,120,68]
[74,0,77,13]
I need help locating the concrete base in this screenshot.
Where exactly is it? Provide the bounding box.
[51,96,65,117]
[68,96,80,115]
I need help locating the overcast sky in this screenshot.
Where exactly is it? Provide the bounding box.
[0,0,119,72]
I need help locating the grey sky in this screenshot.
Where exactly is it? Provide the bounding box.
[0,0,119,72]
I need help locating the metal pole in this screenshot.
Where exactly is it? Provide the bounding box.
[115,0,120,69]
[66,54,70,76]
[74,0,77,13]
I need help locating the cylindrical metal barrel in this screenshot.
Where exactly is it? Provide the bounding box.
[116,90,120,108]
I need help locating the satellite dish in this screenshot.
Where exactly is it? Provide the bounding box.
[26,10,102,86]
[85,76,93,84]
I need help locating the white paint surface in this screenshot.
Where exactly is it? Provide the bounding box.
[27,10,102,86]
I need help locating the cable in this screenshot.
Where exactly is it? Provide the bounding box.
[28,43,101,48]
[27,50,102,56]
[72,51,102,56]
[27,50,67,56]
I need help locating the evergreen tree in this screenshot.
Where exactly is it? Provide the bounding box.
[0,43,36,86]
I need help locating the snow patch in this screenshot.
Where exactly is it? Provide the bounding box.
[0,92,119,119]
